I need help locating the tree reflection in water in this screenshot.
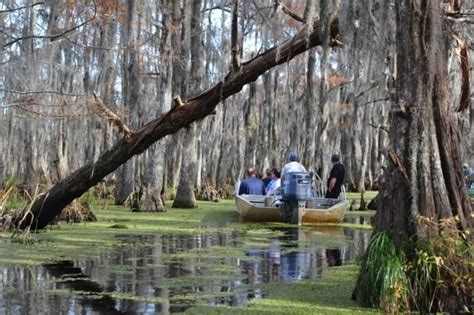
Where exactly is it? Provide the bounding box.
[0,224,370,314]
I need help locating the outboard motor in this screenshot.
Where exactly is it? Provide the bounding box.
[281,172,311,224]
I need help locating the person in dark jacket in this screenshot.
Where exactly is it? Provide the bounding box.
[262,168,273,189]
[239,168,266,195]
[325,154,345,199]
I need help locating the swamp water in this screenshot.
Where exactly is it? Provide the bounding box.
[0,204,372,314]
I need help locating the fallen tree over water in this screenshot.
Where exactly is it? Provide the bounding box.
[13,20,340,230]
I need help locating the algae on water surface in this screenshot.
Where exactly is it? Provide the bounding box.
[0,199,375,314]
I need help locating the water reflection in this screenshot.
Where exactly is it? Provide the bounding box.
[343,215,373,226]
[0,225,370,314]
[240,225,369,285]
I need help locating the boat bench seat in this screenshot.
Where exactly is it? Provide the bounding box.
[242,195,275,207]
[308,198,341,209]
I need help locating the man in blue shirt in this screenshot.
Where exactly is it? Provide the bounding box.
[239,168,266,195]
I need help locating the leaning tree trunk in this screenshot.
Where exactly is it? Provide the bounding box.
[13,19,340,230]
[355,0,472,312]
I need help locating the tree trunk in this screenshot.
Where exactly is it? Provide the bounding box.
[315,0,333,181]
[355,1,472,311]
[165,0,185,191]
[243,82,257,170]
[374,0,472,241]
[115,0,138,205]
[139,144,166,212]
[22,4,39,196]
[303,0,317,168]
[172,125,198,208]
[138,0,173,212]
[13,18,340,230]
[172,0,203,208]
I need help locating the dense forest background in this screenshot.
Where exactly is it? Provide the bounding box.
[0,0,472,208]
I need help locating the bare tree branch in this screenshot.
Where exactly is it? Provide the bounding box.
[277,1,304,23]
[201,4,231,14]
[6,103,93,118]
[13,18,340,230]
[361,97,389,106]
[0,88,83,97]
[92,93,133,139]
[0,1,45,13]
[2,1,97,48]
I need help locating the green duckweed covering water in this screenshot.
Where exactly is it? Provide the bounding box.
[185,264,379,314]
[0,198,377,314]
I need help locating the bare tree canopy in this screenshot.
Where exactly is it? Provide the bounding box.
[11,13,340,229]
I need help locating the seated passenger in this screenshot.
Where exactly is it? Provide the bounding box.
[266,168,281,195]
[238,168,266,195]
[262,168,273,189]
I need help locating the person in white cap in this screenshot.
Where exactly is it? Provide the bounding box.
[281,152,306,182]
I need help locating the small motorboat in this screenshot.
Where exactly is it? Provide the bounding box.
[235,194,349,224]
[235,171,349,224]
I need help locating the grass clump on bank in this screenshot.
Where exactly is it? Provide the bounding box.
[355,224,473,313]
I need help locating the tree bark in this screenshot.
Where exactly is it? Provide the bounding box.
[13,19,340,230]
[355,1,472,311]
[172,0,203,209]
[315,0,333,182]
[172,125,198,208]
[115,0,138,205]
[302,0,317,168]
[137,0,173,212]
[22,4,39,196]
[230,0,240,72]
[165,0,186,191]
[374,0,472,241]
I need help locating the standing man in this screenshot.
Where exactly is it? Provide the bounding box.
[281,152,307,181]
[238,168,266,195]
[325,154,345,199]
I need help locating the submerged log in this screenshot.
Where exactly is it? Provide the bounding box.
[13,20,340,230]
